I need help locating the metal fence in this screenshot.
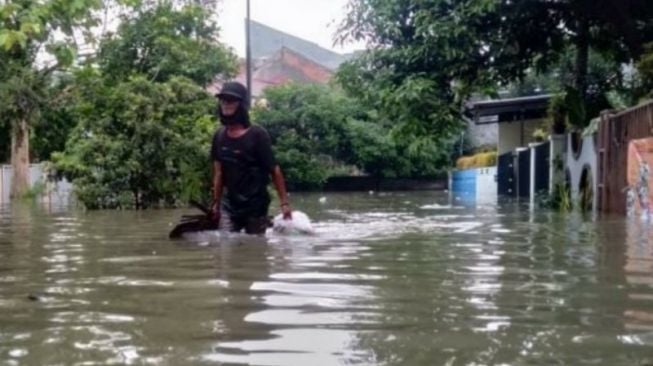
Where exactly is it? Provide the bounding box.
[597,101,653,215]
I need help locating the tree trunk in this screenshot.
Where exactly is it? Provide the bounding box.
[10,118,30,199]
[575,16,589,98]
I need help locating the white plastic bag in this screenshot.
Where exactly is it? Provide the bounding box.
[272,211,315,235]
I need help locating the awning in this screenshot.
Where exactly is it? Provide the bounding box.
[465,94,552,125]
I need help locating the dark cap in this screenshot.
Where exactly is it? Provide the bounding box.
[216,81,248,102]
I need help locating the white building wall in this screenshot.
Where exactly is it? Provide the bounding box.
[566,134,598,212]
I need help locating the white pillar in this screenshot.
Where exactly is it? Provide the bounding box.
[530,143,537,208]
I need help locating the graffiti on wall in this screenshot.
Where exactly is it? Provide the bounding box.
[626,138,653,217]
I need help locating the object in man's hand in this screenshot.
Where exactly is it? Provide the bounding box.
[169,200,220,239]
[272,211,315,235]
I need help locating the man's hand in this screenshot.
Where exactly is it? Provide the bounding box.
[210,201,221,224]
[281,203,292,220]
[271,166,292,220]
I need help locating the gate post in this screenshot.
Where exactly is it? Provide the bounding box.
[549,134,566,194]
[597,110,615,213]
[529,143,537,207]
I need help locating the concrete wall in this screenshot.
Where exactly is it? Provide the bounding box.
[498,119,548,155]
[476,166,498,205]
[452,169,477,204]
[451,166,498,205]
[566,134,598,212]
[0,165,9,203]
[0,164,44,203]
[0,164,73,205]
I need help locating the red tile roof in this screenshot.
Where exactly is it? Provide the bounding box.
[208,47,334,98]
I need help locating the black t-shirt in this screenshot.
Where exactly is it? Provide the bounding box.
[211,126,276,216]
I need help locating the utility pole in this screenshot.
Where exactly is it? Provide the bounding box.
[245,0,252,106]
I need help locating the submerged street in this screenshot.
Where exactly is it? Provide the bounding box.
[1,192,652,365]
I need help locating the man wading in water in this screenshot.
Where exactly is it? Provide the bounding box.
[210,82,292,235]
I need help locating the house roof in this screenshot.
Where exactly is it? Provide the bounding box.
[249,19,353,70]
[208,47,334,98]
[207,20,360,98]
[248,47,334,97]
[465,94,552,125]
[255,47,333,83]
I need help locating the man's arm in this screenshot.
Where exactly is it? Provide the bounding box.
[271,165,292,219]
[211,161,223,218]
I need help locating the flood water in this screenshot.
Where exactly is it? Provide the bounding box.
[1,191,653,365]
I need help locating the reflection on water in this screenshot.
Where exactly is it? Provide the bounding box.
[1,192,653,365]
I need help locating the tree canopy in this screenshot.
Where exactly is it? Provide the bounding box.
[337,0,653,137]
[52,3,237,208]
[0,0,101,196]
[254,83,451,189]
[97,2,237,86]
[53,74,216,209]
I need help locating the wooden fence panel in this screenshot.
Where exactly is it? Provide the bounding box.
[598,102,653,214]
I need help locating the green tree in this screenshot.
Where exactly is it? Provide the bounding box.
[0,0,100,197]
[254,83,356,189]
[54,75,216,209]
[345,118,405,178]
[30,73,79,162]
[637,43,653,98]
[98,2,237,86]
[0,118,9,163]
[254,83,450,189]
[53,3,237,208]
[337,0,653,137]
[509,48,627,129]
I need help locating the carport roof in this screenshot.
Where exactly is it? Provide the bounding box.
[465,94,552,125]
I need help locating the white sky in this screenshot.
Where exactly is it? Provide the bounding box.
[215,0,366,56]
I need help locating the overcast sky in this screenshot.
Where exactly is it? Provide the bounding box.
[215,0,366,56]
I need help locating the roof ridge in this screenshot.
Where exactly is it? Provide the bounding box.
[248,19,348,69]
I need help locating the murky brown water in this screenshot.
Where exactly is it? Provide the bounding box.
[1,192,653,365]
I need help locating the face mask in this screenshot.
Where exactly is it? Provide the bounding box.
[219,104,250,127]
